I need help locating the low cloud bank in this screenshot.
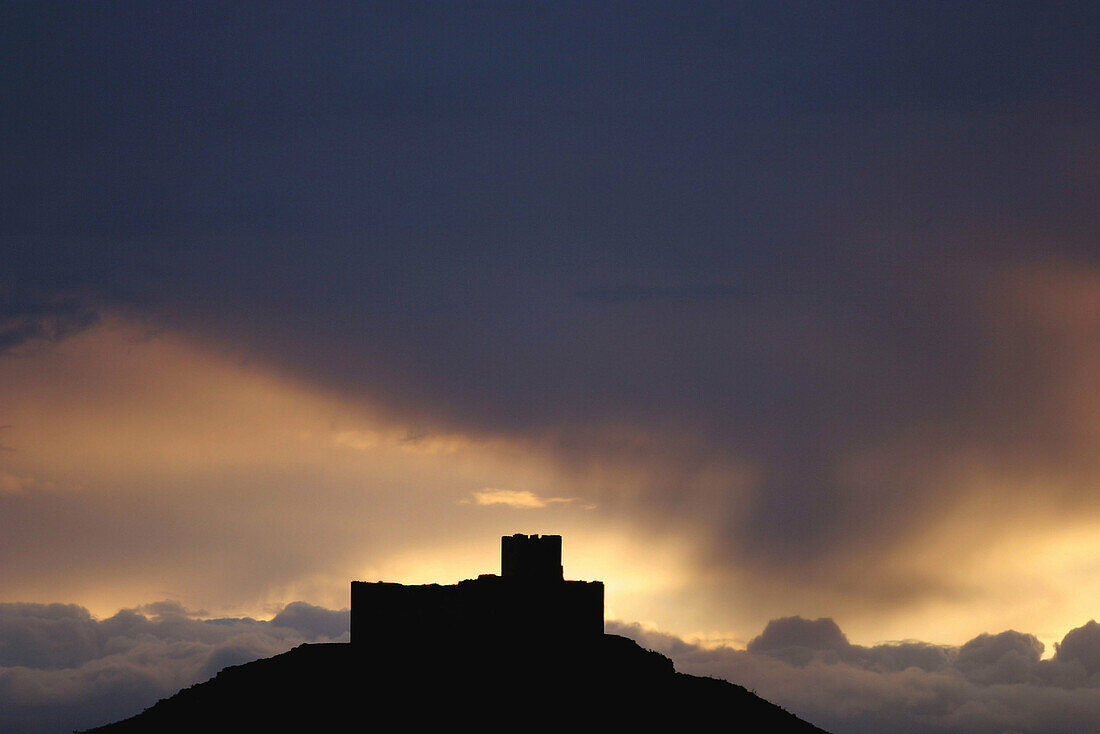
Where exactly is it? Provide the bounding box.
[8,601,1100,733]
[0,601,348,734]
[610,617,1100,733]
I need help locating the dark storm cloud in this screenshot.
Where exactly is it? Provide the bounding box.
[0,293,99,355]
[3,1,1098,574]
[576,284,747,303]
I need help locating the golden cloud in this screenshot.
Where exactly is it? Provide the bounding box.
[469,488,585,509]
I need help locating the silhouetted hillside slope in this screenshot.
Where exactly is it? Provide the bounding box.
[83,634,828,732]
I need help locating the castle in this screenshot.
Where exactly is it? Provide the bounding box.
[351,534,604,645]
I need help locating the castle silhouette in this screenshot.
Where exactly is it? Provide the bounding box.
[351,534,604,644]
[88,534,830,733]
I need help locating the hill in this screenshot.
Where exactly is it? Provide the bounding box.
[83,634,828,732]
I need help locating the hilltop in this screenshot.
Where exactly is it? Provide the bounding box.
[84,634,828,732]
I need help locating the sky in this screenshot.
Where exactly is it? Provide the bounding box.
[1,1,1098,731]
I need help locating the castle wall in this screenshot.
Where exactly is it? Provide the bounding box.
[351,534,603,647]
[351,577,604,646]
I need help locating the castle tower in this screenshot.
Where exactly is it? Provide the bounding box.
[501,533,564,581]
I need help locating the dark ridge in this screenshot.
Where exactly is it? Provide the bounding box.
[82,635,829,732]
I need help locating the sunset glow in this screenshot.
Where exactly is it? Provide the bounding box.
[3,2,1097,731]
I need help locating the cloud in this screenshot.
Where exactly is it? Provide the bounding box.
[0,603,103,669]
[576,284,747,304]
[0,473,28,495]
[270,602,350,641]
[136,600,201,619]
[0,293,99,356]
[0,601,348,734]
[747,616,854,666]
[611,616,1100,734]
[11,600,1100,734]
[954,631,1046,685]
[741,615,954,674]
[1054,620,1100,678]
[469,488,582,509]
